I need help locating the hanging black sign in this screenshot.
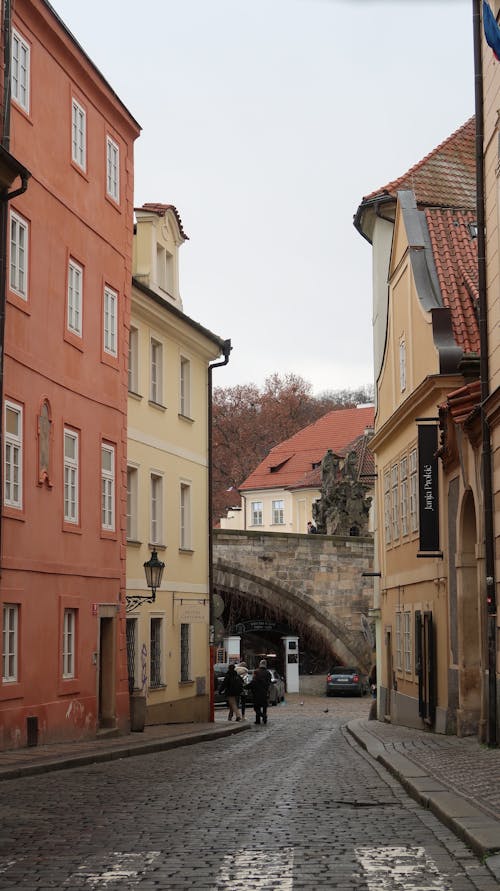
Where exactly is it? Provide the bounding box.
[418,424,440,555]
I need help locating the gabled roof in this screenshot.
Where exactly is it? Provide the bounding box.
[239,406,375,492]
[354,117,476,241]
[134,202,189,240]
[424,207,479,354]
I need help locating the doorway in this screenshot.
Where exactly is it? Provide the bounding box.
[98,611,116,729]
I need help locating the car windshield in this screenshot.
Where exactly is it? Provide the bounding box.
[330,667,356,675]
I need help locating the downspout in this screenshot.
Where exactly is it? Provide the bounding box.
[208,339,232,720]
[473,0,497,746]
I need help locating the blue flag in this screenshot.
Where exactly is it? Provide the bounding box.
[484,0,500,60]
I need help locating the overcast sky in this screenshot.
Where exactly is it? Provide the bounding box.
[52,0,474,396]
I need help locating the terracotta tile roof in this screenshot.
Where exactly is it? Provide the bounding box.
[444,379,482,425]
[239,406,375,492]
[135,202,189,240]
[288,429,375,492]
[425,207,480,353]
[363,117,476,210]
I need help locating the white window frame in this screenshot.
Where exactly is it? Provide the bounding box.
[11,29,30,113]
[400,456,408,537]
[251,501,263,526]
[126,465,138,541]
[150,616,163,688]
[150,338,163,404]
[106,135,120,201]
[64,428,79,524]
[150,473,163,545]
[180,356,191,417]
[62,608,76,678]
[2,604,18,682]
[71,98,86,170]
[383,470,391,545]
[410,448,418,533]
[395,612,402,672]
[403,610,412,674]
[103,286,118,357]
[4,400,22,509]
[101,444,115,531]
[391,463,399,541]
[272,499,284,525]
[67,259,83,336]
[180,623,191,682]
[180,482,191,550]
[10,209,28,299]
[128,326,139,393]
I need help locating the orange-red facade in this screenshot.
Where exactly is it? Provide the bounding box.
[0,0,140,748]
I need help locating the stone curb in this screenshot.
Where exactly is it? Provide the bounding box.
[346,719,500,882]
[0,722,251,782]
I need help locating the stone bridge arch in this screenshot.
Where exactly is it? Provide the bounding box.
[213,529,374,671]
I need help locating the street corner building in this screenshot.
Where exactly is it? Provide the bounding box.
[0,0,140,748]
[354,12,500,748]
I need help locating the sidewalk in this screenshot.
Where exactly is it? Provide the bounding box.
[0,716,250,781]
[347,717,500,881]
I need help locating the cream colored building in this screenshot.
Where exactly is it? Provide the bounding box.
[126,203,228,723]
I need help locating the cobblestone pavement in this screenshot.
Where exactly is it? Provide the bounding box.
[1,695,498,889]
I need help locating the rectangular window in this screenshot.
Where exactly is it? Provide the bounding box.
[399,338,406,392]
[180,357,191,417]
[67,259,83,336]
[101,444,115,531]
[251,501,263,526]
[395,612,402,672]
[400,456,408,537]
[2,604,18,682]
[180,483,191,549]
[180,623,190,682]
[128,326,139,393]
[383,470,391,545]
[10,210,28,299]
[103,287,118,356]
[11,29,30,113]
[410,448,418,533]
[126,466,138,541]
[272,499,284,525]
[391,464,399,541]
[72,98,86,170]
[64,429,79,524]
[150,339,163,404]
[5,401,22,509]
[126,617,139,690]
[62,608,76,678]
[150,617,162,687]
[404,611,412,674]
[106,136,120,201]
[150,474,163,545]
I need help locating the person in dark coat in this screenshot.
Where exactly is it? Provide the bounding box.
[219,663,244,721]
[249,659,272,725]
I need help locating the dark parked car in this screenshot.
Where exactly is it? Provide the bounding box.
[243,668,285,706]
[326,666,368,697]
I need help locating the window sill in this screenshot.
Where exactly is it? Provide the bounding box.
[148,543,166,551]
[148,400,166,412]
[149,683,166,691]
[128,390,142,401]
[126,539,142,548]
[178,548,194,555]
[178,413,194,424]
[179,680,194,687]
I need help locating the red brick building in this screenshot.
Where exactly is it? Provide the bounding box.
[0,0,140,747]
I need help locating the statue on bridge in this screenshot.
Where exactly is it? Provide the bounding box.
[312,447,372,537]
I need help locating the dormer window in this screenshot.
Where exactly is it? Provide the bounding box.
[156,243,174,295]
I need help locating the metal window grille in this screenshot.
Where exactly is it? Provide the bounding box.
[180,623,190,682]
[126,618,138,691]
[150,618,162,687]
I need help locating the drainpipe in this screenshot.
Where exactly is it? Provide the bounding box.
[472,0,497,747]
[208,339,232,720]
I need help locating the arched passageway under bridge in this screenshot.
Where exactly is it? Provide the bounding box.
[213,529,374,672]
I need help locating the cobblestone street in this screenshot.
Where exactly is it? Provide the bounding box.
[1,696,498,890]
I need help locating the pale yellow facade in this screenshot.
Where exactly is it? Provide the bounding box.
[126,206,225,723]
[220,486,319,534]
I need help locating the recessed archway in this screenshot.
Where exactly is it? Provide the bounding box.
[456,489,481,736]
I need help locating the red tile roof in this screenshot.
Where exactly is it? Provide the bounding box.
[363,117,476,210]
[239,406,375,492]
[135,202,189,240]
[444,379,482,425]
[425,207,479,354]
[289,429,375,491]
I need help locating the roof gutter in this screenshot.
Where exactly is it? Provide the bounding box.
[473,0,496,747]
[353,193,395,244]
[208,339,232,719]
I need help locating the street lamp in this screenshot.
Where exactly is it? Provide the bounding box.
[126,550,165,613]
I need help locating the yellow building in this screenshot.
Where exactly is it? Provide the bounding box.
[126,203,229,724]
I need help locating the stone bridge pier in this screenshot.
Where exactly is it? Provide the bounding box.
[213,529,374,671]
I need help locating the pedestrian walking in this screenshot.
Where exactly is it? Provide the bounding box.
[236,662,249,718]
[219,663,244,722]
[249,659,272,725]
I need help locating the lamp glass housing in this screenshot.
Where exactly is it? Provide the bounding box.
[144,550,165,591]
